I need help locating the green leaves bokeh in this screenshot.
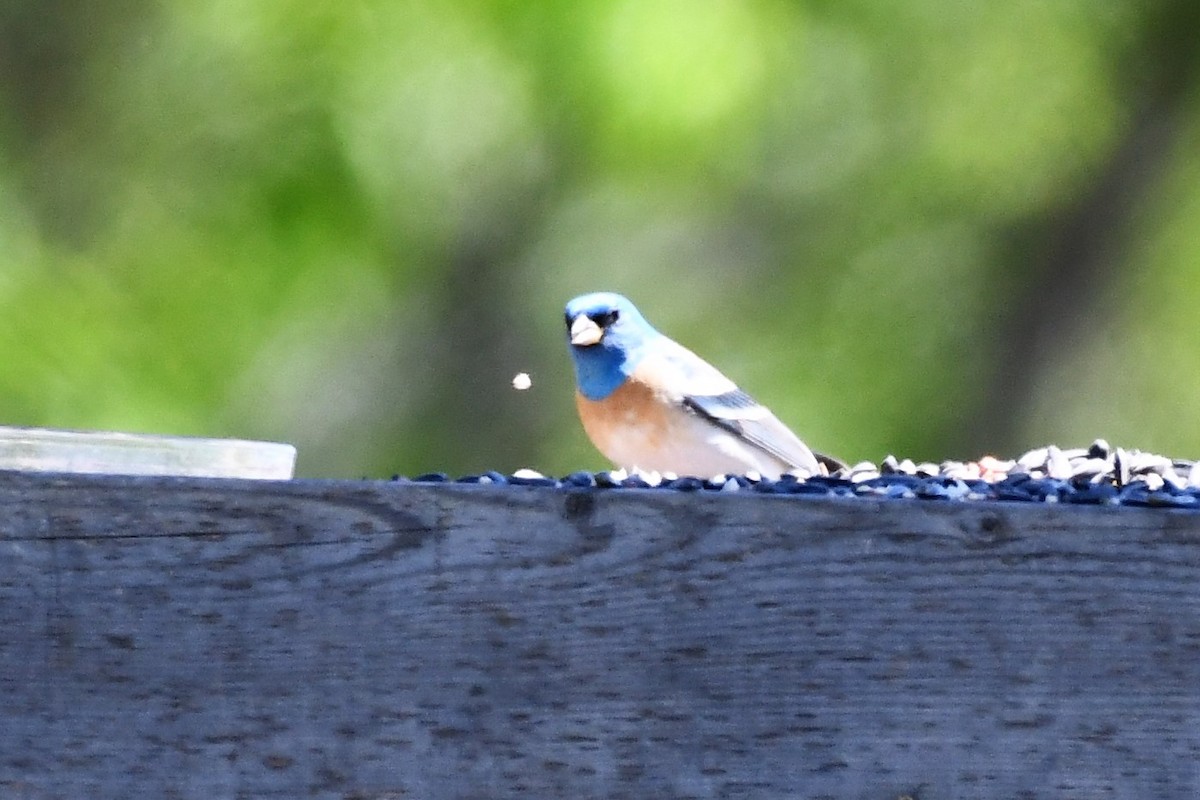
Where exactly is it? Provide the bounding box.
[0,0,1197,477]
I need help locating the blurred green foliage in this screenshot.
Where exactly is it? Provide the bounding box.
[0,0,1198,477]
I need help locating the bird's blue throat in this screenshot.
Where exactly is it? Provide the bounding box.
[571,342,632,401]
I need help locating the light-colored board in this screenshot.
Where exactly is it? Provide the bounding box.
[0,472,1198,799]
[0,426,295,479]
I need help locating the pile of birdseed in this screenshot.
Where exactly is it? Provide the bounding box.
[396,440,1200,509]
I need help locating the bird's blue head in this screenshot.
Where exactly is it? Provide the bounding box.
[564,292,659,400]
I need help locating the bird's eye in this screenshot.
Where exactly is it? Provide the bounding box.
[596,309,619,327]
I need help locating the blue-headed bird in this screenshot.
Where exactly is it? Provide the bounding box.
[564,292,840,480]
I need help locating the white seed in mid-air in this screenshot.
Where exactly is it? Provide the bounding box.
[512,372,532,391]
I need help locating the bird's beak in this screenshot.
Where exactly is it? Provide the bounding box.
[569,315,604,347]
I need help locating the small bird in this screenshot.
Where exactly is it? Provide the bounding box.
[564,292,839,480]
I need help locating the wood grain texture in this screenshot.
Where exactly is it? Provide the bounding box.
[1,471,1199,799]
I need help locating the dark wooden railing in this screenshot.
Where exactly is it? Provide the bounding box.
[2,471,1198,799]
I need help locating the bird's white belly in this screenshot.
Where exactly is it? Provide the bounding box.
[605,410,788,479]
[576,383,790,479]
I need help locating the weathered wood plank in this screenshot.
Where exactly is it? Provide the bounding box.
[0,426,296,479]
[1,471,1198,799]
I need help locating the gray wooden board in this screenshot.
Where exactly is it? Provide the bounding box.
[1,471,1198,799]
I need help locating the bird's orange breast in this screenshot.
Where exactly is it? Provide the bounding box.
[575,379,674,462]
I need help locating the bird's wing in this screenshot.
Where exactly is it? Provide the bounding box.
[682,389,822,475]
[636,339,826,474]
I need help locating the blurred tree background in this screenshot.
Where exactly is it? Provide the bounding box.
[0,0,1197,478]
